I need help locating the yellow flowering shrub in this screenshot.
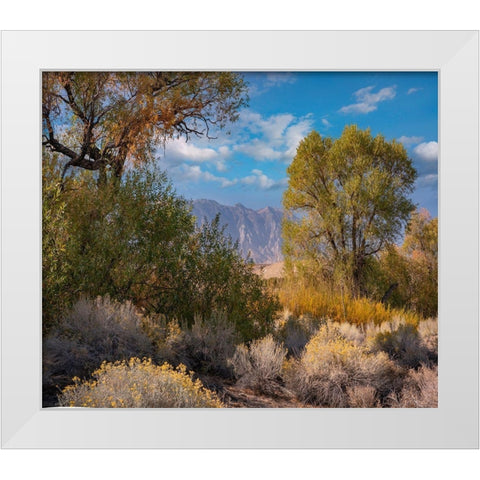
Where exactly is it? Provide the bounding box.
[59,358,223,408]
[284,325,401,407]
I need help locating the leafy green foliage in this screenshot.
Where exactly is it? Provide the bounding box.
[283,126,417,296]
[42,155,278,341]
[371,209,438,317]
[181,215,280,339]
[42,154,72,331]
[62,163,195,315]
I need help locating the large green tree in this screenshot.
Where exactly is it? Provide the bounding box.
[283,126,417,296]
[43,153,278,339]
[42,72,248,183]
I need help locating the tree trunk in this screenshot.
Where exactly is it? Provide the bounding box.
[381,283,399,304]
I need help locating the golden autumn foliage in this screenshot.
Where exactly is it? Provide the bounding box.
[277,281,421,327]
[42,72,248,182]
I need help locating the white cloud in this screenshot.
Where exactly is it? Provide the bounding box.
[171,164,237,188]
[321,118,332,128]
[160,138,232,173]
[234,139,283,161]
[413,141,438,161]
[239,111,294,142]
[339,85,396,114]
[165,138,218,162]
[397,135,424,146]
[240,169,288,190]
[235,110,314,163]
[283,116,314,160]
[159,108,315,190]
[407,87,422,95]
[416,173,438,189]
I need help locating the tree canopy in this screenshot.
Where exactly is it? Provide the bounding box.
[42,72,248,182]
[283,126,417,296]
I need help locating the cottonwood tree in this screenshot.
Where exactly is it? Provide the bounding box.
[283,126,417,297]
[42,72,248,183]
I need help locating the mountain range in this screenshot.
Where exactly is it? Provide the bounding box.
[191,199,284,264]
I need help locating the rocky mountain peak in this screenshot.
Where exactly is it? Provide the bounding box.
[191,199,284,264]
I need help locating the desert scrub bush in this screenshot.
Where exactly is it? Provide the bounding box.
[230,335,287,394]
[43,297,155,404]
[389,365,438,408]
[332,321,366,346]
[284,325,402,407]
[368,321,430,368]
[145,313,239,377]
[59,358,223,408]
[346,385,380,408]
[178,314,239,377]
[274,310,321,357]
[418,318,438,360]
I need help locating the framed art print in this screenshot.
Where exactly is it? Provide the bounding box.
[1,30,478,448]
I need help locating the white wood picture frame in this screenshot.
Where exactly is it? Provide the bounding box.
[1,30,478,448]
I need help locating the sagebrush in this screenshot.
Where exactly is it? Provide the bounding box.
[59,358,223,408]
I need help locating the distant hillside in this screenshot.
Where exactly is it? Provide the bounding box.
[191,199,284,264]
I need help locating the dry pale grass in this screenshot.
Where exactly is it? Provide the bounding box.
[147,313,238,377]
[43,297,155,404]
[58,358,223,408]
[418,318,438,359]
[278,283,421,327]
[368,321,430,368]
[389,365,438,408]
[230,334,287,394]
[347,385,380,408]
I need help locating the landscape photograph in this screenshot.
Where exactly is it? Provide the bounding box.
[42,71,438,408]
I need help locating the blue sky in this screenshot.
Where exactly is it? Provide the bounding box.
[159,72,438,217]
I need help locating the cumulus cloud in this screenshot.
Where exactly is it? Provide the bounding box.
[159,108,314,191]
[165,138,218,162]
[240,169,288,190]
[160,138,232,173]
[397,135,424,146]
[416,173,438,190]
[283,117,314,160]
[234,139,283,161]
[413,141,438,162]
[407,87,422,95]
[238,111,294,141]
[235,110,313,163]
[339,85,396,114]
[172,164,237,188]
